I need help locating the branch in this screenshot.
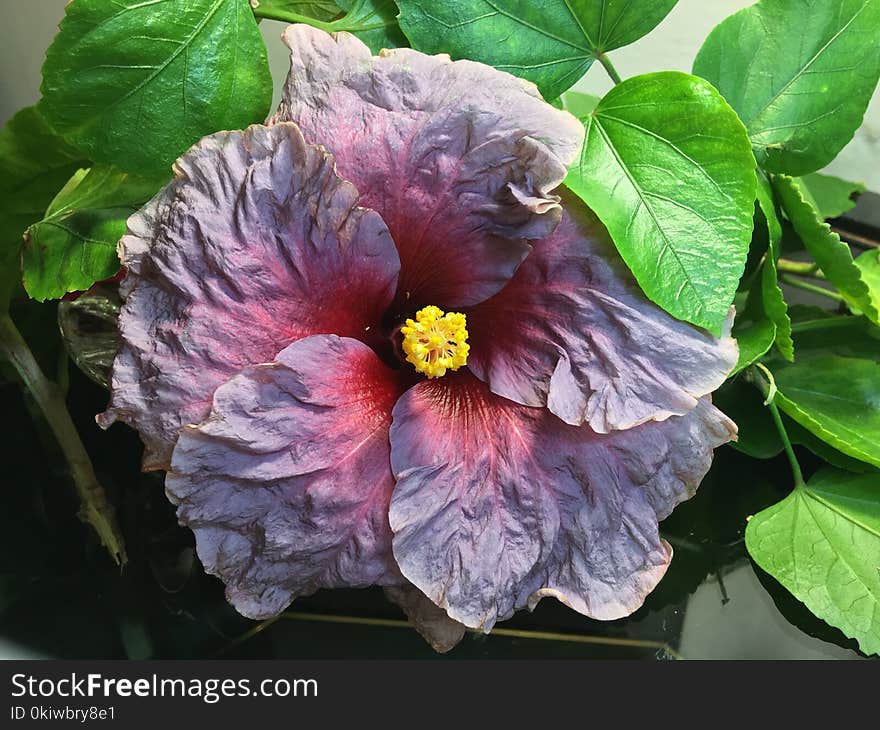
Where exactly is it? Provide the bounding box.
[0,314,126,565]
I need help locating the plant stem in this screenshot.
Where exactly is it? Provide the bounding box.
[830,226,879,250]
[790,316,858,334]
[746,364,805,489]
[767,400,805,488]
[0,314,126,565]
[250,1,335,30]
[780,274,844,302]
[776,258,822,278]
[596,52,623,85]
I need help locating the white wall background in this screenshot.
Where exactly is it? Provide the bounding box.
[3,1,878,189]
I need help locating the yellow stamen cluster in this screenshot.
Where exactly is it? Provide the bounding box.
[401,305,469,379]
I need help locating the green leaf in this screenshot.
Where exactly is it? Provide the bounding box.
[769,353,880,469]
[21,165,167,301]
[746,467,880,656]
[800,172,866,220]
[731,317,776,377]
[715,375,878,472]
[565,72,756,335]
[787,419,878,474]
[255,0,406,52]
[40,0,273,174]
[774,174,879,324]
[397,0,679,99]
[855,249,880,317]
[788,308,880,361]
[252,0,343,22]
[555,90,600,118]
[0,107,85,309]
[756,174,794,360]
[693,0,880,176]
[333,0,407,53]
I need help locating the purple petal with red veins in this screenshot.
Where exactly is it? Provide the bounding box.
[467,192,738,432]
[166,335,406,620]
[389,373,736,631]
[271,26,584,309]
[384,584,467,653]
[98,123,399,469]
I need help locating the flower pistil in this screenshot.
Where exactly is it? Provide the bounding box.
[401,306,469,379]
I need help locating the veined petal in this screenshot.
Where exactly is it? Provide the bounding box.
[271,26,584,309]
[98,123,399,469]
[389,373,735,631]
[166,335,406,619]
[384,583,467,653]
[467,191,738,431]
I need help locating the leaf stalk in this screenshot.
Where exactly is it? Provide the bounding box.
[596,52,622,85]
[746,363,805,489]
[779,274,844,302]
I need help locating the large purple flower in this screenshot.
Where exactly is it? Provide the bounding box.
[99,27,738,651]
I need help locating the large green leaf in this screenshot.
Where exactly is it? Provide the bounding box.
[255,0,405,53]
[715,375,878,472]
[855,249,880,317]
[553,90,600,117]
[787,419,878,475]
[731,316,776,377]
[769,353,880,469]
[397,0,679,99]
[756,174,794,360]
[21,166,167,301]
[746,467,880,656]
[333,0,407,53]
[565,72,756,335]
[40,0,273,174]
[0,107,85,309]
[693,0,880,176]
[801,172,866,220]
[252,0,343,22]
[774,174,879,324]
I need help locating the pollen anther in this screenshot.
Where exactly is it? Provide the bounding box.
[401,305,469,379]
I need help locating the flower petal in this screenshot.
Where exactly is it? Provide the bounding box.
[467,191,739,431]
[271,26,584,308]
[98,123,400,469]
[166,335,405,619]
[384,584,467,653]
[389,373,735,631]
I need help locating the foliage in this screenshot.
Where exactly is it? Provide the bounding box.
[1,0,879,655]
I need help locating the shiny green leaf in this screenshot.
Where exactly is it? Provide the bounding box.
[397,0,679,99]
[801,172,866,220]
[756,174,794,360]
[555,90,600,117]
[746,467,880,656]
[693,0,880,176]
[769,353,880,469]
[774,174,878,324]
[333,0,407,53]
[0,107,85,309]
[855,248,880,317]
[565,72,756,334]
[40,0,273,174]
[732,317,776,376]
[252,0,342,22]
[788,310,880,361]
[787,419,878,474]
[21,166,167,301]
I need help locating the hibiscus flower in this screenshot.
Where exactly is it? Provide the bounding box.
[98,27,738,651]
